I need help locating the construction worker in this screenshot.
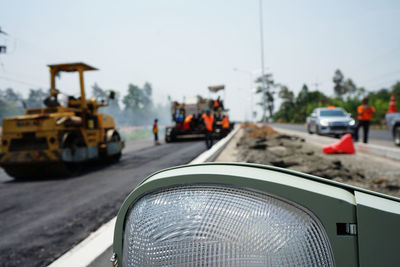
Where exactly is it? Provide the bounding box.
[213,96,220,111]
[153,118,160,145]
[183,114,193,131]
[202,109,214,149]
[221,115,230,137]
[354,98,375,143]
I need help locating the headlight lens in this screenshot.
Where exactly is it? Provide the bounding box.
[349,119,355,126]
[320,119,329,127]
[123,185,334,267]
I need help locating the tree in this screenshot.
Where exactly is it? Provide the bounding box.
[142,82,153,109]
[91,83,121,123]
[274,83,329,123]
[275,85,296,122]
[123,84,146,110]
[333,69,345,98]
[0,88,24,125]
[343,79,357,97]
[26,88,47,108]
[279,85,294,103]
[121,83,157,125]
[92,83,108,99]
[255,73,276,119]
[3,88,22,103]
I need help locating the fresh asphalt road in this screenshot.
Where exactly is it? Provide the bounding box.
[272,123,393,145]
[0,139,206,267]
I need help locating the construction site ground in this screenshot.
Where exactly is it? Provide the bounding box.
[216,123,400,198]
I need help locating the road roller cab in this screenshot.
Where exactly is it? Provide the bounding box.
[0,63,124,178]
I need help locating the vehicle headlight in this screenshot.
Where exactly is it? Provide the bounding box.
[320,119,329,127]
[123,185,334,267]
[113,163,400,267]
[349,119,355,126]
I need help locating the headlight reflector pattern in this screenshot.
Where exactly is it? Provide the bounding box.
[123,185,335,267]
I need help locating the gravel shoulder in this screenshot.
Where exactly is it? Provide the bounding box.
[217,124,400,198]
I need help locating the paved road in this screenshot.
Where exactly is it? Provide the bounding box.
[272,123,394,146]
[0,139,206,267]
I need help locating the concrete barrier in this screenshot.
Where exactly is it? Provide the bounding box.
[190,124,240,164]
[47,124,241,267]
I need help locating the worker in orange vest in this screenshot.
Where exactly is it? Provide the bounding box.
[354,98,375,143]
[202,109,215,149]
[221,115,230,137]
[213,96,224,111]
[153,118,160,145]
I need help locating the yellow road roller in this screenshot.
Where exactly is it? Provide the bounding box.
[0,63,124,178]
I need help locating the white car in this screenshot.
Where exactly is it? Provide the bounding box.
[306,107,355,136]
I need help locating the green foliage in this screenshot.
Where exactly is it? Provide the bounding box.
[255,73,277,119]
[274,79,399,125]
[0,100,22,124]
[274,69,399,124]
[333,69,345,98]
[26,88,47,108]
[0,88,24,125]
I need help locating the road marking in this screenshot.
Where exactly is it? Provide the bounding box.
[47,218,116,267]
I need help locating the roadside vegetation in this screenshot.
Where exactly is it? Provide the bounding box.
[269,69,400,125]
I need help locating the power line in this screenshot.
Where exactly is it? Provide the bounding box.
[0,75,46,89]
[367,78,400,90]
[361,69,400,84]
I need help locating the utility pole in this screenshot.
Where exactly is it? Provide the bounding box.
[312,82,320,91]
[259,0,267,124]
[0,27,7,54]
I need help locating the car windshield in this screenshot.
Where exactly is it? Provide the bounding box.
[319,110,346,117]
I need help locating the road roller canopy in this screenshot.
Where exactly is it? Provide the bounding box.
[208,84,225,93]
[47,62,98,74]
[47,62,98,108]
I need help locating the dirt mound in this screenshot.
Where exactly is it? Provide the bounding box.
[237,125,400,197]
[244,123,279,138]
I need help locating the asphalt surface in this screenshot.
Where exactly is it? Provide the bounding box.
[0,139,206,267]
[272,123,394,146]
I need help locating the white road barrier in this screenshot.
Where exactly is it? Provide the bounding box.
[190,125,240,164]
[47,124,241,267]
[47,218,116,267]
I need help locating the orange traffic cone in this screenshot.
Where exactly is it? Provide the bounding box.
[322,134,355,154]
[387,93,397,113]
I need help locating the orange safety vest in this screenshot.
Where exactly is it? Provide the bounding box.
[203,114,214,132]
[152,123,158,134]
[183,115,193,130]
[221,116,230,129]
[214,100,220,108]
[357,105,375,121]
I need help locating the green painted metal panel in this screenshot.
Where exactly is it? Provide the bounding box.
[355,191,400,267]
[114,163,366,266]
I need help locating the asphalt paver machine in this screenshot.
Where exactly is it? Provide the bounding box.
[165,85,232,142]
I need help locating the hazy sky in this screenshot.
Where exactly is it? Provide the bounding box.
[1,0,399,120]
